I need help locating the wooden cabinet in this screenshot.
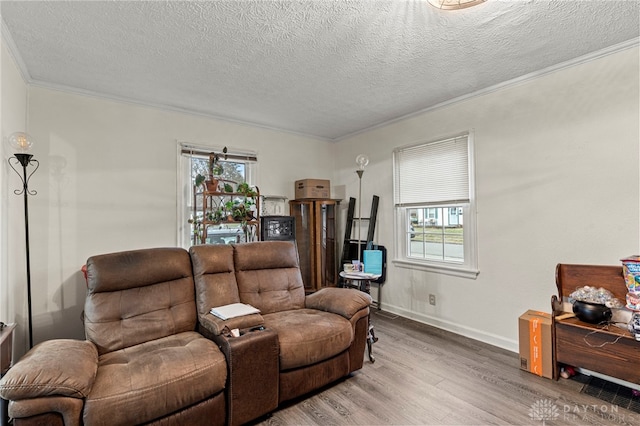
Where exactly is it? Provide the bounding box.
[1,323,16,375]
[555,317,640,383]
[289,199,339,292]
[552,264,640,384]
[192,187,260,245]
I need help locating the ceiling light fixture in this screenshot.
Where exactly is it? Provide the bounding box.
[428,0,486,10]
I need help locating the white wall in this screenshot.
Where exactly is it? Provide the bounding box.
[3,40,638,358]
[335,46,640,351]
[16,86,335,353]
[1,41,29,355]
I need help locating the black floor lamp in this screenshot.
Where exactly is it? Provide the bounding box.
[7,132,38,349]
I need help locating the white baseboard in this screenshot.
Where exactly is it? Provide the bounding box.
[379,303,519,354]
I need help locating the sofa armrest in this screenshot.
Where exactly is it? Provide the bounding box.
[9,396,84,426]
[0,339,98,401]
[199,313,265,337]
[305,287,371,319]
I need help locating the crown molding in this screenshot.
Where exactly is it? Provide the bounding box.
[26,79,332,143]
[1,17,31,83]
[335,37,640,142]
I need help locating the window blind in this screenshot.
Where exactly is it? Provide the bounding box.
[394,135,469,205]
[180,143,257,163]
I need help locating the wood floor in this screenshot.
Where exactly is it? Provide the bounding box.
[255,310,639,425]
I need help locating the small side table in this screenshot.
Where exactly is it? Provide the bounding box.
[339,272,380,363]
[1,323,17,426]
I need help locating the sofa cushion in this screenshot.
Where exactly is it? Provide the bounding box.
[83,331,226,426]
[234,241,305,313]
[0,339,98,400]
[236,268,306,314]
[263,309,353,370]
[85,248,197,355]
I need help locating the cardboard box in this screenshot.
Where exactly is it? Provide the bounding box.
[518,310,553,379]
[295,179,330,199]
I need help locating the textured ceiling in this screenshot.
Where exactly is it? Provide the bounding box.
[1,0,639,141]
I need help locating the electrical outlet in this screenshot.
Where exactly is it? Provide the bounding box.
[429,294,436,306]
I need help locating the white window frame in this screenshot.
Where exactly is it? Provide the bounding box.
[176,142,258,248]
[392,132,478,279]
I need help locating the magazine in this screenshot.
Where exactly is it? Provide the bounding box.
[209,303,260,320]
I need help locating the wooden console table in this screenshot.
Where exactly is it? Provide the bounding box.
[551,264,640,383]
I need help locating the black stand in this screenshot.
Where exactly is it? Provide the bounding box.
[339,272,379,363]
[8,154,39,349]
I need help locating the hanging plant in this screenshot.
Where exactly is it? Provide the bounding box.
[195,173,206,189]
[188,216,203,242]
[209,146,228,177]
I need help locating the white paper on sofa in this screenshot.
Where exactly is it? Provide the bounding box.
[209,303,260,320]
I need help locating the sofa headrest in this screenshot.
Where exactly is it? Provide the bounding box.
[190,244,235,275]
[233,241,299,271]
[86,247,192,293]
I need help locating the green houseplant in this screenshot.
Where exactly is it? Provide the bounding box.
[236,182,257,197]
[204,147,228,192]
[209,147,227,177]
[195,173,206,190]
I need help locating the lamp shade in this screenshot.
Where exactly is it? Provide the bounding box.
[355,154,369,170]
[8,132,34,153]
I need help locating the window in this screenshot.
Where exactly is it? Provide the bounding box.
[393,133,478,278]
[177,143,257,248]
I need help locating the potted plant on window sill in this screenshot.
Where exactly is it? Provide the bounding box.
[205,148,227,192]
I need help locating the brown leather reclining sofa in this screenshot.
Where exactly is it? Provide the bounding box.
[0,241,371,426]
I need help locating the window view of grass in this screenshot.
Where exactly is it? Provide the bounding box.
[407,206,465,262]
[410,226,463,244]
